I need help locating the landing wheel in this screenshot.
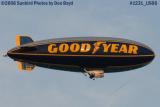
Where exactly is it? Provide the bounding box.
[89,72,95,79]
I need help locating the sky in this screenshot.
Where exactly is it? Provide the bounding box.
[0,0,160,107]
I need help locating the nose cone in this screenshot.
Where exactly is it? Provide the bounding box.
[150,49,155,62]
[145,46,155,64]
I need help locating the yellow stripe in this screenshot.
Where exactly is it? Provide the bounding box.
[17,61,23,71]
[16,35,21,46]
[10,52,154,57]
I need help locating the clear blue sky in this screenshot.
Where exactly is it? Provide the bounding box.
[0,0,160,107]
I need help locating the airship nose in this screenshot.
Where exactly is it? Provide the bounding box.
[147,47,155,63]
[151,49,155,61]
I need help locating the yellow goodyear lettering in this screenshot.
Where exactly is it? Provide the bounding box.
[128,45,138,54]
[119,44,128,53]
[70,43,80,52]
[48,42,139,55]
[59,43,69,53]
[103,44,111,52]
[48,44,58,53]
[111,44,119,53]
[80,43,91,52]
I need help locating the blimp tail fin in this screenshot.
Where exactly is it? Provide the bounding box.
[17,61,35,72]
[16,35,33,46]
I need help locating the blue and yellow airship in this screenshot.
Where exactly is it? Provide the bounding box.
[7,35,155,79]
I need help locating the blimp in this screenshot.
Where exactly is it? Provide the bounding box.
[6,35,155,79]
